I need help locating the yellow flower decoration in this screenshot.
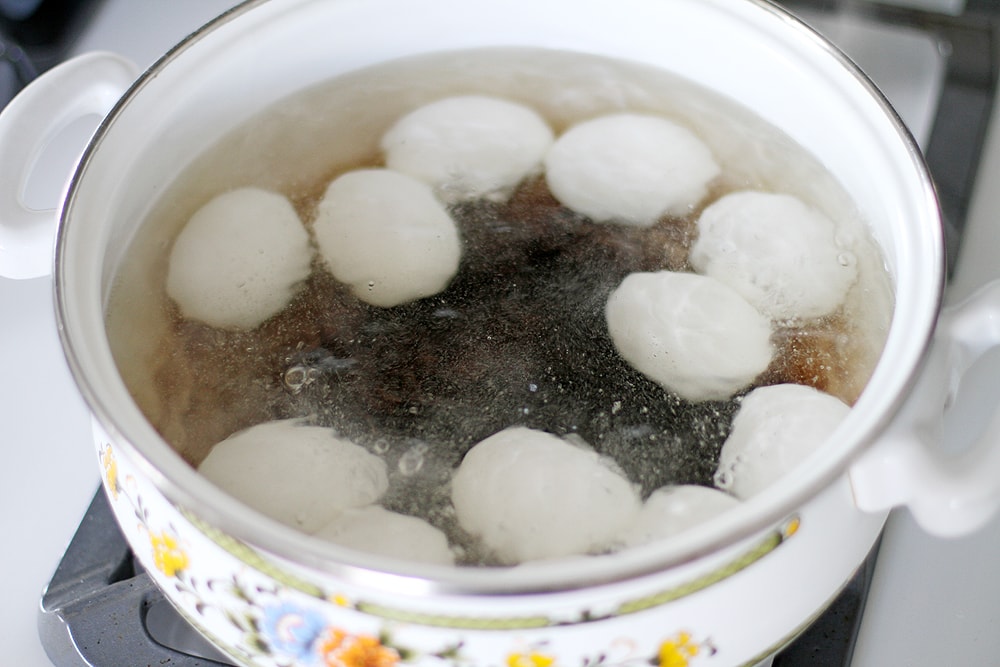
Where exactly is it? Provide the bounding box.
[783,516,801,539]
[101,445,118,499]
[319,629,400,667]
[150,531,189,578]
[659,631,700,667]
[507,652,556,667]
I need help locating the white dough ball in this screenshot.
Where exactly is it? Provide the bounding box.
[166,187,313,330]
[605,271,774,402]
[714,384,850,499]
[198,419,389,532]
[544,113,720,226]
[313,169,461,307]
[620,485,739,548]
[689,191,858,321]
[451,427,640,564]
[381,95,554,201]
[314,506,454,566]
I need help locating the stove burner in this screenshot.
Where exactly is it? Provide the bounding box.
[37,489,877,667]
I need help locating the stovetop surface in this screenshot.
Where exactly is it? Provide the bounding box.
[2,2,1000,666]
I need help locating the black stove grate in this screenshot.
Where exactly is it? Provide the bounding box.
[38,490,231,667]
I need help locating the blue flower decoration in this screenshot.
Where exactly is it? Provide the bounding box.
[260,601,328,661]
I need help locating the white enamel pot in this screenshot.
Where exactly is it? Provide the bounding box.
[3,0,1000,665]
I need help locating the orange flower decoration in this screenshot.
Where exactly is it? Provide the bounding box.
[318,628,400,667]
[150,531,189,578]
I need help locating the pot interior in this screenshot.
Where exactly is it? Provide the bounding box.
[56,0,943,590]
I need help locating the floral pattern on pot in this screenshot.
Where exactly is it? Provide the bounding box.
[97,440,796,667]
[182,507,791,631]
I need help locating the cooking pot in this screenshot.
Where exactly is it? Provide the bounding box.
[4,0,1000,665]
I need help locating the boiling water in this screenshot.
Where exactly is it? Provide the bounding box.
[105,48,892,565]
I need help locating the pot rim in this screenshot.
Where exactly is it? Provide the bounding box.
[54,0,945,596]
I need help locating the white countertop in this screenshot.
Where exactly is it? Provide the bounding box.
[1,2,999,665]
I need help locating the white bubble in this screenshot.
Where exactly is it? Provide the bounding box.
[397,441,429,476]
[283,365,309,393]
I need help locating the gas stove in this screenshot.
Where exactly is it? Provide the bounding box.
[2,1,998,665]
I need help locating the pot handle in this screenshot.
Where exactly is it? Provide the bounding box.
[850,279,1000,535]
[0,51,139,280]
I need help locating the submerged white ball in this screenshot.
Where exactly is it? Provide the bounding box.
[544,113,720,226]
[690,191,858,321]
[605,271,774,402]
[198,419,389,532]
[715,384,850,499]
[382,95,554,201]
[620,485,739,548]
[451,427,640,564]
[314,506,454,566]
[166,187,313,330]
[313,169,462,307]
